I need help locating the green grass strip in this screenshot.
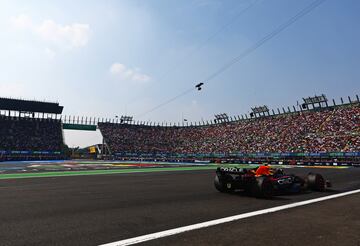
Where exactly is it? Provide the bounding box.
[1,163,345,180]
[0,166,218,180]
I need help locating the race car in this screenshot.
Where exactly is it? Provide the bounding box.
[214,166,331,198]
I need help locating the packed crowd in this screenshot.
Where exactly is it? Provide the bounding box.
[99,104,360,154]
[0,116,63,151]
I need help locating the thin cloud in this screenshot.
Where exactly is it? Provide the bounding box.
[11,14,33,29]
[45,48,56,60]
[11,15,91,49]
[36,20,91,48]
[110,63,151,83]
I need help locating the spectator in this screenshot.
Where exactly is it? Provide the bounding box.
[99,104,360,155]
[0,116,63,152]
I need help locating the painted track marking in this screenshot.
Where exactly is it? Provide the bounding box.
[99,189,360,246]
[0,166,216,180]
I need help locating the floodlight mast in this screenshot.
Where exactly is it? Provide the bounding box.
[302,94,328,109]
[120,115,133,124]
[251,105,269,117]
[214,113,229,123]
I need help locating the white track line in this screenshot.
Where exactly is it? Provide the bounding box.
[100,189,360,246]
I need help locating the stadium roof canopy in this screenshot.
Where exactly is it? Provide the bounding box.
[0,97,63,114]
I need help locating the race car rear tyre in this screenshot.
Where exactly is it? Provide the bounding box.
[214,174,234,193]
[306,173,325,191]
[252,176,274,198]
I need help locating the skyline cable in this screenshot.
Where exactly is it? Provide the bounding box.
[136,0,327,119]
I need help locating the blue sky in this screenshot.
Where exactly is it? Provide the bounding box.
[0,0,359,146]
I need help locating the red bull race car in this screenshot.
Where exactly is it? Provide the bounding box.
[214,166,331,198]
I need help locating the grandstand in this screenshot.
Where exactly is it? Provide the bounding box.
[0,98,64,161]
[98,99,359,164]
[0,95,359,164]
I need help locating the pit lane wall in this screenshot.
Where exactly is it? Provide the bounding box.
[0,150,63,162]
[112,152,360,167]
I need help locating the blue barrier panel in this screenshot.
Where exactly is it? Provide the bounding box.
[112,151,360,159]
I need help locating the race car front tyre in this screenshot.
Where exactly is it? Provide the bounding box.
[252,176,274,199]
[214,174,234,193]
[306,173,325,191]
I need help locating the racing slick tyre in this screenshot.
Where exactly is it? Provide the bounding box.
[251,176,274,199]
[214,174,234,193]
[306,173,325,191]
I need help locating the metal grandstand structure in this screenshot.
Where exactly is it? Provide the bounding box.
[251,105,270,117]
[214,113,229,123]
[2,94,358,128]
[302,94,328,109]
[57,94,360,128]
[0,97,63,118]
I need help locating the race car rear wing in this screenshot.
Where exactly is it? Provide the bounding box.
[216,167,250,175]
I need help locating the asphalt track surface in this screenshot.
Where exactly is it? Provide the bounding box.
[0,167,359,246]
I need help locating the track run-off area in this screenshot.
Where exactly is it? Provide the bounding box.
[0,161,359,246]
